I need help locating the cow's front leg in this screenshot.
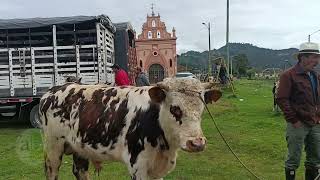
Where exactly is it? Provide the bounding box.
[44,152,63,180]
[72,154,90,180]
[43,137,64,180]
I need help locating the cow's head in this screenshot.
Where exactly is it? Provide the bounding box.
[148,78,222,152]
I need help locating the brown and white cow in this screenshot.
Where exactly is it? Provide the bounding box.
[39,78,222,180]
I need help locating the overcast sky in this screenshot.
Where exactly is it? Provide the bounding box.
[1,0,320,54]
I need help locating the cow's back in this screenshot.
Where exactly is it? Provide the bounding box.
[39,83,152,161]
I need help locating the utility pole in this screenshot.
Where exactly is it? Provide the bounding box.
[308,29,320,42]
[202,22,211,76]
[208,22,211,76]
[226,0,230,76]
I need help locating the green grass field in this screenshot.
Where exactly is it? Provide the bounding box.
[0,79,304,179]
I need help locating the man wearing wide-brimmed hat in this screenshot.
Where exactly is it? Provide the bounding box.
[277,42,320,180]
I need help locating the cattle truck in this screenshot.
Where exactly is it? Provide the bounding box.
[0,15,116,127]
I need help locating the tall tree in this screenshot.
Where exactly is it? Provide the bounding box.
[233,54,249,76]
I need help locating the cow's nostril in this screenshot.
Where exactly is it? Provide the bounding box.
[191,139,202,147]
[200,137,207,144]
[186,139,206,152]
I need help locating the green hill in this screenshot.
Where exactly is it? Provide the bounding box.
[178,43,298,71]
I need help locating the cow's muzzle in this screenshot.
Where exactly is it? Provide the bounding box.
[185,137,207,152]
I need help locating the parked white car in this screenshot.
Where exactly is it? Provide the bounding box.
[175,72,196,78]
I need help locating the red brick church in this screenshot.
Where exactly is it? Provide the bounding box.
[135,8,177,83]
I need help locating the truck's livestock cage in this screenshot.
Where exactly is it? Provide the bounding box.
[0,15,116,127]
[0,14,116,97]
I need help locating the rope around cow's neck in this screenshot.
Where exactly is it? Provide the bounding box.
[177,88,262,180]
[198,95,262,180]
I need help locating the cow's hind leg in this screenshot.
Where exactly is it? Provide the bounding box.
[72,154,90,180]
[43,137,65,180]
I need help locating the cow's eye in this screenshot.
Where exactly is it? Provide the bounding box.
[170,105,183,125]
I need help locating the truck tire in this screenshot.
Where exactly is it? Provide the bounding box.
[30,104,41,128]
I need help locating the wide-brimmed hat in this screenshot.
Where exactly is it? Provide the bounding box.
[294,42,320,60]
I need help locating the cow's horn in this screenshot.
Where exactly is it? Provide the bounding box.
[156,82,170,91]
[202,82,214,89]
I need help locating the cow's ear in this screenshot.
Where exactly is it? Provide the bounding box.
[204,89,222,104]
[149,87,166,103]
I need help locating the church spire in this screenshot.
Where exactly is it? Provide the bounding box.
[151,3,155,16]
[172,27,176,38]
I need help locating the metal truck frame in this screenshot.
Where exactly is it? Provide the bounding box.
[0,15,116,127]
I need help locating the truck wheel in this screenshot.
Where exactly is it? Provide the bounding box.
[30,104,41,128]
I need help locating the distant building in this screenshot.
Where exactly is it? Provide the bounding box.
[114,22,137,85]
[136,9,177,83]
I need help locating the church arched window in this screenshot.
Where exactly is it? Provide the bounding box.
[148,31,152,39]
[152,20,156,27]
[170,59,172,67]
[157,31,161,38]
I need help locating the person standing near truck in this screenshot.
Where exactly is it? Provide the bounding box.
[111,64,130,86]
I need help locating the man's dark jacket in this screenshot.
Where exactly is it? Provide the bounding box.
[276,64,320,126]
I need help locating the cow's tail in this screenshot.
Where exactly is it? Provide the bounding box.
[35,102,43,129]
[37,110,43,128]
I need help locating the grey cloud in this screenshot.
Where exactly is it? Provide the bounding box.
[0,0,319,54]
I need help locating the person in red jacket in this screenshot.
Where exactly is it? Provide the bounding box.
[111,64,130,86]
